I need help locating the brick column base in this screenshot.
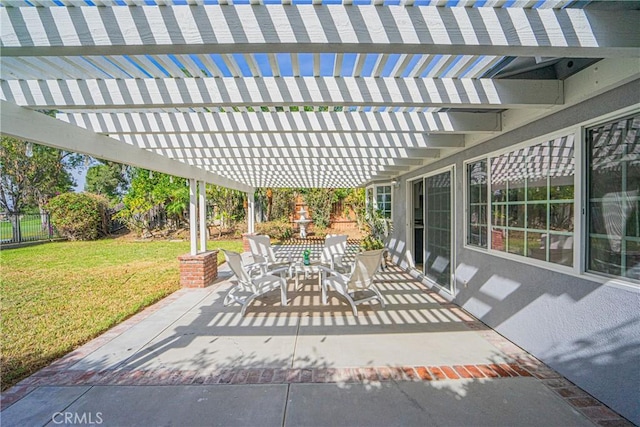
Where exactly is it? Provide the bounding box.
[242,233,255,253]
[178,250,219,288]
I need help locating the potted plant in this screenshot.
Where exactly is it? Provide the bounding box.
[360,205,392,252]
[361,234,385,251]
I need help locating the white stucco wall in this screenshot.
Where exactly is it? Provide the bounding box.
[390,79,640,424]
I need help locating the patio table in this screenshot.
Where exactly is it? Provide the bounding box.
[292,260,333,290]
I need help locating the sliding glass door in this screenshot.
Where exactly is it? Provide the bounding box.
[412,180,424,271]
[410,169,454,292]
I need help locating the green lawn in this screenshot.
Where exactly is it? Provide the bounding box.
[0,237,242,391]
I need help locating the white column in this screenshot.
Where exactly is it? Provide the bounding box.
[189,178,197,256]
[248,192,255,234]
[199,180,207,253]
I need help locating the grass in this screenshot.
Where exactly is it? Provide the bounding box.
[0,236,243,391]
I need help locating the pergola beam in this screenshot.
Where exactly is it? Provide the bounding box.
[0,100,253,193]
[155,146,441,159]
[114,133,464,149]
[2,77,563,109]
[58,111,501,134]
[181,163,410,173]
[2,5,637,58]
[189,157,424,167]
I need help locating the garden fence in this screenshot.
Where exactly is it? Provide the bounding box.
[0,213,59,245]
[1,209,127,246]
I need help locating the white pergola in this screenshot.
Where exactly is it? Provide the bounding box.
[1,0,639,254]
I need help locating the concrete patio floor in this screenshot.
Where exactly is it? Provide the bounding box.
[1,254,630,426]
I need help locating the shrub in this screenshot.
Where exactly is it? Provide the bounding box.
[303,188,334,229]
[47,193,110,240]
[268,188,297,222]
[311,226,329,239]
[256,220,294,240]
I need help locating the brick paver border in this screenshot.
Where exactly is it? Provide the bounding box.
[1,266,633,426]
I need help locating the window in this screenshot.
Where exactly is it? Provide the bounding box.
[467,160,488,248]
[367,184,393,219]
[376,185,392,219]
[489,134,575,266]
[586,114,640,280]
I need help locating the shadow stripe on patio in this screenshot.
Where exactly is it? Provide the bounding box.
[0,263,631,426]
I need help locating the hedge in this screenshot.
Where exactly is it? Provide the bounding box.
[47,193,110,241]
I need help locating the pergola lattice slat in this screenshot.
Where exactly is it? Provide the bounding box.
[190,156,424,166]
[1,6,638,58]
[111,132,464,149]
[152,145,441,160]
[57,111,501,134]
[1,77,563,109]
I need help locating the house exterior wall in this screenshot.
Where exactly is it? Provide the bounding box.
[389,79,640,424]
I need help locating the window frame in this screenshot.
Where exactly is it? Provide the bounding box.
[366,182,394,221]
[464,156,490,250]
[462,105,640,288]
[463,127,580,275]
[584,112,640,283]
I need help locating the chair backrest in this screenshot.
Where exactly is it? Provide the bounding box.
[348,249,385,291]
[222,249,252,284]
[321,234,348,264]
[247,234,276,264]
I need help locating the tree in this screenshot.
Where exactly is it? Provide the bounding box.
[0,137,81,242]
[301,188,335,229]
[344,188,366,228]
[269,188,297,222]
[0,137,79,214]
[115,169,188,235]
[206,185,246,237]
[85,161,130,201]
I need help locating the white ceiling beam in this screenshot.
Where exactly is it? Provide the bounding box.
[464,58,640,152]
[196,165,388,176]
[210,170,393,179]
[57,111,498,134]
[190,156,423,167]
[187,163,408,173]
[2,6,637,58]
[0,100,253,193]
[107,132,464,149]
[190,158,411,172]
[149,145,440,160]
[3,77,563,109]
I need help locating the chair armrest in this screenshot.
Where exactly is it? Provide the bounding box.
[245,262,266,276]
[319,265,349,282]
[269,265,290,277]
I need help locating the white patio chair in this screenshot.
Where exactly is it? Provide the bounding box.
[320,234,349,272]
[321,248,386,316]
[221,249,287,316]
[247,234,292,277]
